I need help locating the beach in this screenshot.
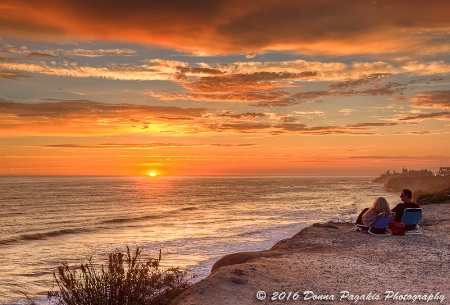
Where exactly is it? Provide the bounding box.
[171,203,450,305]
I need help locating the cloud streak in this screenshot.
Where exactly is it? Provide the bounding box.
[409,90,450,110]
[0,71,29,80]
[399,111,450,122]
[43,143,257,149]
[0,99,406,136]
[0,99,207,135]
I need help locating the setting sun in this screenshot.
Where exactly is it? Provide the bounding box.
[149,172,157,177]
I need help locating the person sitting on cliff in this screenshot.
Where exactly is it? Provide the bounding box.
[392,189,420,230]
[355,197,392,226]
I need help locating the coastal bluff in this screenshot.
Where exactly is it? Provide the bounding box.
[372,174,450,204]
[171,203,450,305]
[372,174,450,193]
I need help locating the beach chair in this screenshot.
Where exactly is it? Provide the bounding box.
[401,208,422,234]
[351,213,395,236]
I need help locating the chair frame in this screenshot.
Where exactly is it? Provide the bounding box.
[351,213,395,236]
[401,208,422,234]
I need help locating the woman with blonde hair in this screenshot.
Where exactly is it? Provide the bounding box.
[356,197,392,226]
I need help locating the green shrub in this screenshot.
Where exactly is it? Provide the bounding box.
[46,247,191,305]
[416,188,450,205]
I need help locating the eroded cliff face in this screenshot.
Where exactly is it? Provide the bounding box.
[372,175,450,204]
[383,176,450,192]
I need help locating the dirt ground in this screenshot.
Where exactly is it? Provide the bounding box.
[171,204,450,305]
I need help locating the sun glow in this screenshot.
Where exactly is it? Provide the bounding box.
[149,172,157,177]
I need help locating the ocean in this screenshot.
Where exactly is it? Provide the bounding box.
[0,176,399,304]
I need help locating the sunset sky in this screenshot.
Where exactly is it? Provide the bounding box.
[1,0,449,176]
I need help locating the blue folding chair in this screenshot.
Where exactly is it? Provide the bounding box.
[401,208,422,234]
[351,213,395,236]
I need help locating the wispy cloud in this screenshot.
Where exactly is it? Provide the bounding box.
[2,44,136,58]
[398,111,450,122]
[32,49,137,58]
[409,90,450,110]
[330,73,392,90]
[1,99,206,119]
[146,61,440,105]
[217,111,267,120]
[349,154,446,160]
[0,61,172,81]
[43,143,257,149]
[0,99,406,136]
[0,99,207,135]
[392,90,450,122]
[339,109,358,115]
[0,71,29,80]
[27,52,57,58]
[273,123,388,135]
[346,122,398,129]
[393,130,438,135]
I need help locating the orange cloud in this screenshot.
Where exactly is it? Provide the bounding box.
[0,61,173,81]
[346,123,398,129]
[1,0,450,55]
[399,111,450,122]
[0,99,406,136]
[43,143,257,149]
[0,99,207,135]
[27,49,136,57]
[151,69,407,106]
[218,112,267,120]
[0,71,29,80]
[409,90,450,110]
[330,74,392,90]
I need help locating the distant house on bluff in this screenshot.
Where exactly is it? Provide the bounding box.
[380,167,434,178]
[437,167,450,176]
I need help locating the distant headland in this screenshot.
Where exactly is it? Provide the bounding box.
[372,167,450,205]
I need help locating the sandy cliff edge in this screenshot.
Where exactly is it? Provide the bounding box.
[171,204,450,305]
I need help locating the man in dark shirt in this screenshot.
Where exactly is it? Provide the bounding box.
[392,189,420,230]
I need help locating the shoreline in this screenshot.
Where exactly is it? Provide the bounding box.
[171,203,450,304]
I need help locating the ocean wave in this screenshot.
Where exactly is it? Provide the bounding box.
[1,214,169,245]
[338,208,358,215]
[236,229,264,237]
[101,214,162,224]
[179,207,199,211]
[0,228,93,245]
